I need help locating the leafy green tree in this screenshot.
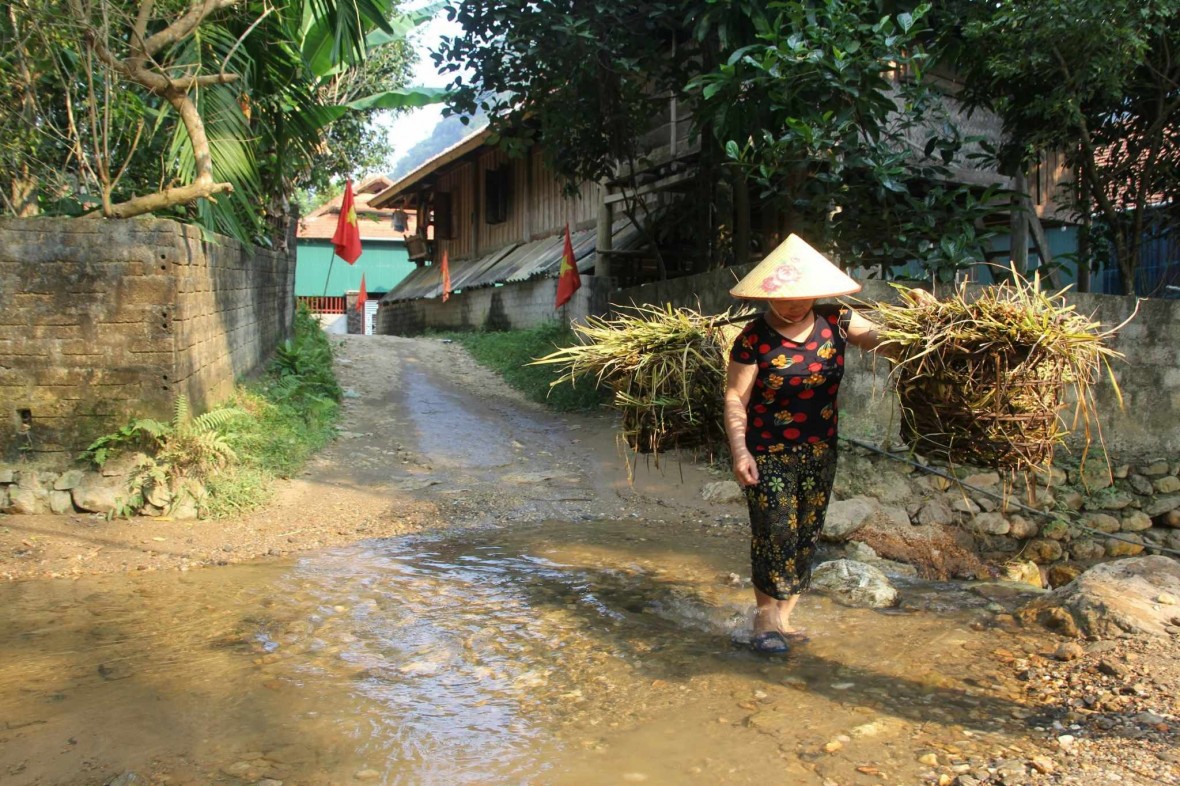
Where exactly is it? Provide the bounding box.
[949,0,1180,294]
[435,0,995,279]
[0,0,443,243]
[690,0,996,277]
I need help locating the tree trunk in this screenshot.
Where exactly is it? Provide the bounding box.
[731,163,750,269]
[1009,171,1029,276]
[1076,214,1091,294]
[12,167,39,217]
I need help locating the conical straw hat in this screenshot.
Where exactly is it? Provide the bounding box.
[730,234,861,299]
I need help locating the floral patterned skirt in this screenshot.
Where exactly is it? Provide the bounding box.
[744,442,839,599]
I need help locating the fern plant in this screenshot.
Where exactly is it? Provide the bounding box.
[84,394,242,517]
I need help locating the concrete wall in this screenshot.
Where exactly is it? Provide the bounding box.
[0,217,294,460]
[615,270,1180,460]
[377,276,614,335]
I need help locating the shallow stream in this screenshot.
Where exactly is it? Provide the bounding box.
[0,518,1043,786]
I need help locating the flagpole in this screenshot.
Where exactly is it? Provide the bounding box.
[323,252,337,297]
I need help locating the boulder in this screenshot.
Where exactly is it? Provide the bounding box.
[49,490,74,515]
[1105,535,1145,557]
[54,470,85,491]
[1142,528,1171,548]
[1154,476,1180,494]
[880,505,911,529]
[1046,563,1083,588]
[1026,538,1064,564]
[1057,490,1085,511]
[1128,474,1155,496]
[1002,560,1044,589]
[967,512,1010,536]
[962,471,1001,489]
[844,540,919,578]
[1158,509,1180,528]
[1039,519,1071,541]
[1120,510,1153,532]
[7,487,46,514]
[0,469,14,484]
[701,480,744,504]
[949,495,982,515]
[1007,514,1038,539]
[1018,556,1180,638]
[916,499,954,527]
[1082,513,1120,534]
[822,497,878,541]
[811,559,898,608]
[1139,459,1170,477]
[861,471,913,505]
[1069,539,1106,561]
[1144,494,1180,517]
[172,495,201,521]
[72,474,129,514]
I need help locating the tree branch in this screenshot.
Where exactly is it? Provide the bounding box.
[132,0,154,52]
[173,73,240,89]
[87,178,234,219]
[141,0,241,57]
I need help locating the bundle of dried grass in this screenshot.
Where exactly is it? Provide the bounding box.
[532,304,750,460]
[874,271,1127,475]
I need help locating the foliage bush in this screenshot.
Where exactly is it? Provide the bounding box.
[449,324,606,412]
[85,304,342,518]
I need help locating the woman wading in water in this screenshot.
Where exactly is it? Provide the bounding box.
[724,234,932,654]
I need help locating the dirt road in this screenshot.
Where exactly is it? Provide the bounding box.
[0,334,731,582]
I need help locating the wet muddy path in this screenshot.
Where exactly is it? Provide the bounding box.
[0,336,1067,785]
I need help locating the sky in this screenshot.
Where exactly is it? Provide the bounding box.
[382,9,463,173]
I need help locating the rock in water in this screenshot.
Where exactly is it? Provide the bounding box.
[701,480,744,504]
[811,559,898,608]
[1018,556,1180,638]
[821,497,878,541]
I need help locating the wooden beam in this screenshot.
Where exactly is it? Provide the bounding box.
[596,185,613,278]
[1010,171,1029,276]
[603,170,696,205]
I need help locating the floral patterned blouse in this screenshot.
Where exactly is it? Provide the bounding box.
[729,304,852,454]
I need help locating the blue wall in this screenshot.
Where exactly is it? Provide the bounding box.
[295,239,416,296]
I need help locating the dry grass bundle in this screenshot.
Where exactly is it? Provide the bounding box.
[874,270,1127,475]
[532,304,751,460]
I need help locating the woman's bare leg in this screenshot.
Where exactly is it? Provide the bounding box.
[753,587,801,634]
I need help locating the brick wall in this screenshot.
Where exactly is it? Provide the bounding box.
[377,276,613,335]
[0,217,294,460]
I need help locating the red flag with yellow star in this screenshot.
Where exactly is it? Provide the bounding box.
[554,223,580,308]
[331,180,363,263]
[441,247,452,302]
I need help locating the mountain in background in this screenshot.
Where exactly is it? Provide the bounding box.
[388,112,488,181]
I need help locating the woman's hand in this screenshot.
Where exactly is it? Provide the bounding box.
[733,449,759,486]
[906,287,938,307]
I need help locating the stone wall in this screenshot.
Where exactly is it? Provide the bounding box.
[0,217,294,460]
[614,272,1180,460]
[377,275,613,335]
